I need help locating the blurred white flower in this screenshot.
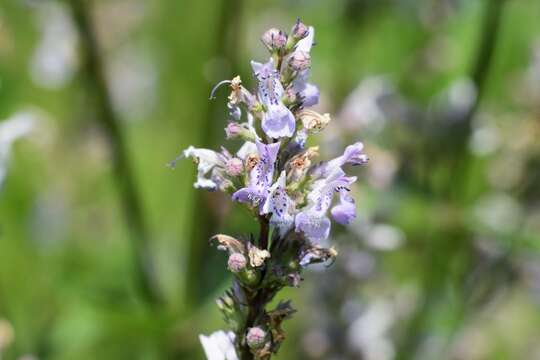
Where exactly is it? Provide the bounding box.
[347,299,395,360]
[366,224,405,251]
[199,330,238,360]
[473,192,523,234]
[107,45,157,120]
[339,76,395,133]
[343,250,376,280]
[0,318,14,352]
[367,148,398,189]
[470,122,500,156]
[30,1,78,89]
[447,77,476,114]
[302,329,330,358]
[0,111,36,186]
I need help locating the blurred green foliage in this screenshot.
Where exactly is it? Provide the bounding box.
[0,0,539,359]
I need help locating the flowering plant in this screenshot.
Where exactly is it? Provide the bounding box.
[177,20,368,360]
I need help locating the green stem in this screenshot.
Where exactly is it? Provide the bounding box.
[68,0,161,305]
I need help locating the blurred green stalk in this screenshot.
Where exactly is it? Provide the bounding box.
[396,0,507,358]
[183,0,245,308]
[67,0,162,305]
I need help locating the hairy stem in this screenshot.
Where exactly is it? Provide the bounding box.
[68,0,161,305]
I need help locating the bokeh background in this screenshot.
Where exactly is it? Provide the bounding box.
[1,0,540,359]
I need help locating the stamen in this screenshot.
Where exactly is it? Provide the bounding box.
[209,80,233,100]
[166,151,185,169]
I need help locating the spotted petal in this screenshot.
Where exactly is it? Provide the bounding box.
[331,189,356,225]
[252,58,296,138]
[262,171,294,236]
[295,210,331,243]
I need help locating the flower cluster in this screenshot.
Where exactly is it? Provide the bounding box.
[178,19,368,360]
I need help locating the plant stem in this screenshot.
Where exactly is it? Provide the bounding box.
[68,0,161,305]
[259,216,270,250]
[237,216,272,360]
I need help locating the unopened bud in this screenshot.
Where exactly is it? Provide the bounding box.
[282,88,298,106]
[288,50,311,72]
[261,28,287,51]
[246,327,267,349]
[298,109,330,133]
[225,122,243,139]
[291,19,309,40]
[228,253,247,273]
[225,158,244,177]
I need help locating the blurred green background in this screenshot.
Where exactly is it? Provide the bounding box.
[1,0,540,359]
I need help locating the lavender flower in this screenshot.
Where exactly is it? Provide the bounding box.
[262,171,294,236]
[289,27,320,107]
[251,59,296,138]
[232,140,280,207]
[311,141,369,179]
[295,168,357,242]
[177,19,368,360]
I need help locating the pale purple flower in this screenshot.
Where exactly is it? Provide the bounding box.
[325,141,369,170]
[232,140,280,208]
[227,102,241,121]
[290,27,320,107]
[199,330,238,360]
[312,142,369,179]
[300,83,320,107]
[295,168,357,242]
[251,59,296,138]
[330,188,356,225]
[262,171,294,236]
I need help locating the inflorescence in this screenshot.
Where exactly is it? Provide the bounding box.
[178,19,368,360]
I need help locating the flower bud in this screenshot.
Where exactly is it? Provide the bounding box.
[225,158,244,177]
[298,109,330,133]
[291,19,309,40]
[227,253,247,273]
[225,122,243,139]
[246,327,267,349]
[261,28,287,51]
[288,50,311,72]
[282,88,298,106]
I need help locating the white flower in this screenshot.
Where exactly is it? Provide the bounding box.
[182,146,223,190]
[199,330,238,360]
[236,141,257,160]
[0,111,36,186]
